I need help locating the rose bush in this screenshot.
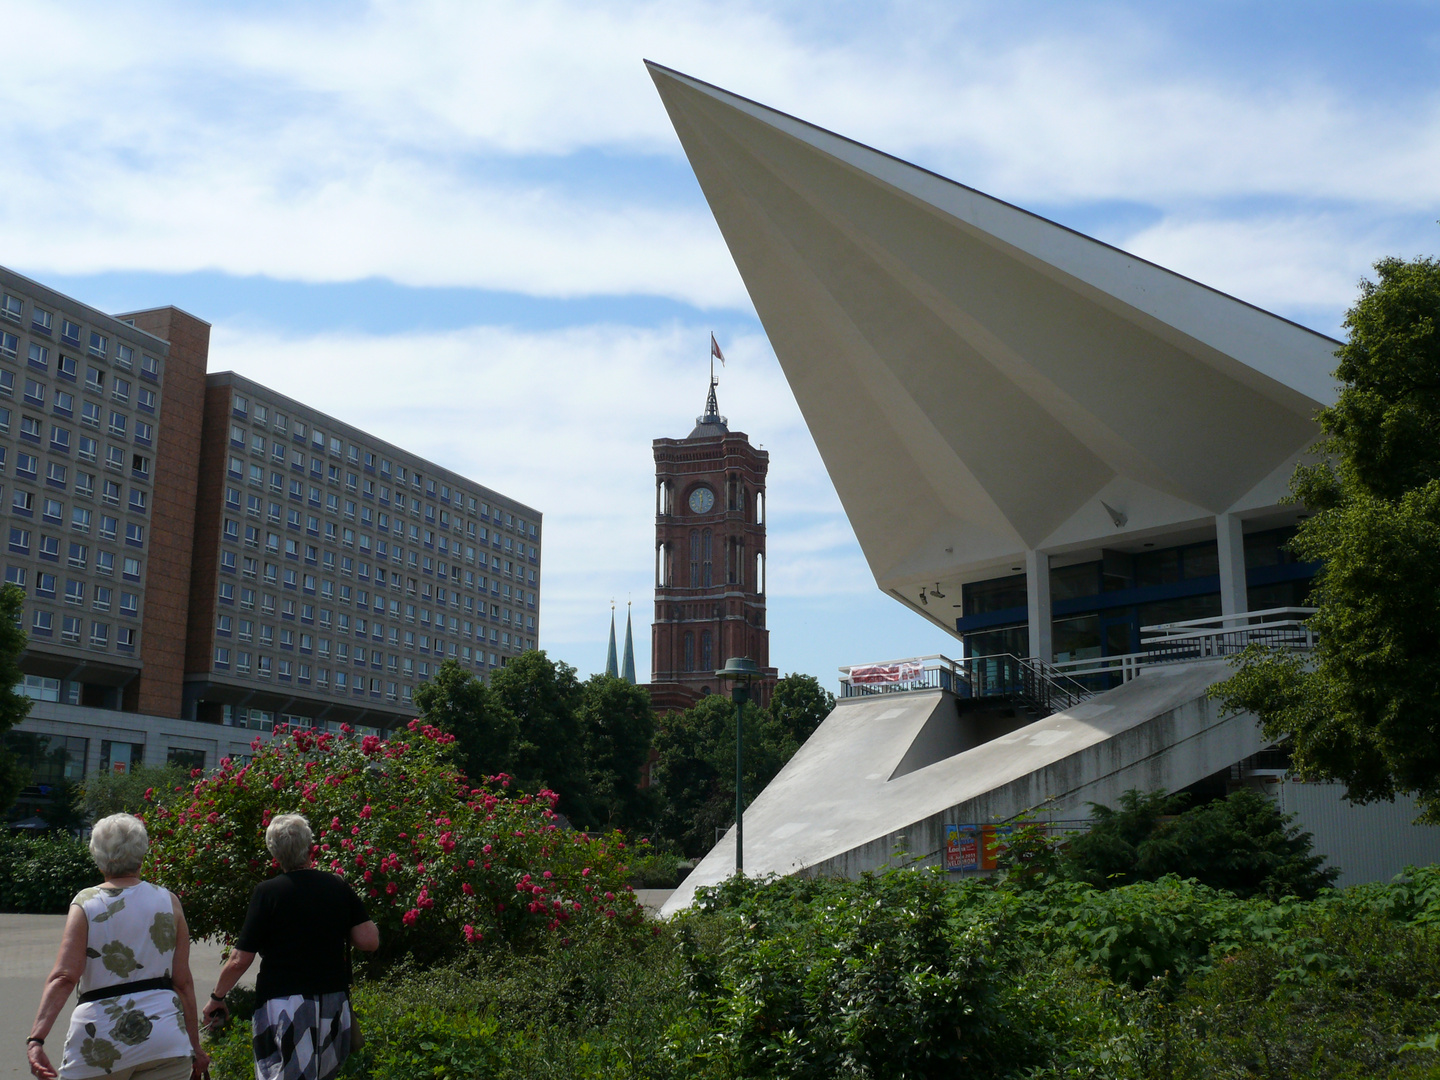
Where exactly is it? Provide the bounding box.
[143,720,647,963]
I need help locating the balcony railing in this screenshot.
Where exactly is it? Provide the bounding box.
[838,607,1318,715]
[1050,606,1317,684]
[839,653,1093,715]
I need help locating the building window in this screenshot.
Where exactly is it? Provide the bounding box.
[683,631,695,672]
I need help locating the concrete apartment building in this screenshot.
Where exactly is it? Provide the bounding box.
[0,267,541,819]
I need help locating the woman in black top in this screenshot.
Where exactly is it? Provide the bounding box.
[203,814,379,1080]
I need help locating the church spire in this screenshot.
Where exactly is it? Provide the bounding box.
[605,603,619,678]
[621,602,637,684]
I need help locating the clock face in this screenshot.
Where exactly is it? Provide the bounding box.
[688,486,716,515]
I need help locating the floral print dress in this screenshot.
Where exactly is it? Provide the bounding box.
[59,882,193,1077]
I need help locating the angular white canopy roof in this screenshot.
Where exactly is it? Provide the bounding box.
[648,62,1340,618]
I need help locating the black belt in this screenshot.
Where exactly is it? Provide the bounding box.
[78,975,174,1004]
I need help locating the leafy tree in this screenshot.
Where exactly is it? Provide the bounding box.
[651,693,796,857]
[73,762,190,822]
[1061,788,1337,900]
[1061,789,1187,889]
[1214,255,1440,820]
[769,672,835,745]
[487,651,591,820]
[576,674,656,830]
[0,584,32,815]
[414,660,520,781]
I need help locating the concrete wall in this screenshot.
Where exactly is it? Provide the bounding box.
[1277,781,1440,888]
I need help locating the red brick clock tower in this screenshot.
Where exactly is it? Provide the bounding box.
[649,375,775,710]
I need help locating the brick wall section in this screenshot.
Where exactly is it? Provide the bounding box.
[183,383,231,680]
[121,308,209,719]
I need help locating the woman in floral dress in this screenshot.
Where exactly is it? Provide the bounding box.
[26,813,208,1080]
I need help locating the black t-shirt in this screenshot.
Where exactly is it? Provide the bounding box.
[235,869,370,1003]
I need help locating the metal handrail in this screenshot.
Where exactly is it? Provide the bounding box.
[838,608,1319,710]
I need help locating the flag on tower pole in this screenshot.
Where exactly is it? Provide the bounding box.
[711,332,725,365]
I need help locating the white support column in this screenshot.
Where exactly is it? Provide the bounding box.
[1025,549,1052,663]
[1217,513,1247,616]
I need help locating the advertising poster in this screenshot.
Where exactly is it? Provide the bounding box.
[945,825,980,871]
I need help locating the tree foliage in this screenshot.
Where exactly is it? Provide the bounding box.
[74,763,190,822]
[415,655,658,831]
[1059,788,1338,899]
[651,686,808,859]
[415,659,833,854]
[1215,255,1440,821]
[144,719,646,963]
[0,584,33,814]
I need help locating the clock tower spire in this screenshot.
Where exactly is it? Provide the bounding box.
[649,360,775,710]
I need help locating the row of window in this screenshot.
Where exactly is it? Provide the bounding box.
[229,396,536,538]
[1,408,155,461]
[215,608,532,647]
[8,526,145,565]
[210,643,526,700]
[6,566,138,612]
[217,520,533,597]
[27,607,136,650]
[0,291,162,379]
[1,378,152,445]
[221,459,538,559]
[10,344,159,409]
[217,575,530,626]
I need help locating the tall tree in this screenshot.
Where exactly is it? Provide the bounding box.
[576,674,656,830]
[769,673,835,746]
[651,693,796,857]
[488,650,590,818]
[1214,255,1440,820]
[0,584,33,815]
[413,659,519,781]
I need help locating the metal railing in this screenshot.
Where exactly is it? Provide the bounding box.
[838,607,1318,715]
[838,652,1093,715]
[1050,606,1317,685]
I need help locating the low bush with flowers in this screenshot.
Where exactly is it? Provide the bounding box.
[142,719,648,963]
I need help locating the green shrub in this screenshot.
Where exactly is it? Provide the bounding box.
[1159,910,1440,1079]
[144,720,646,964]
[1019,876,1265,991]
[0,831,97,913]
[676,868,1027,1079]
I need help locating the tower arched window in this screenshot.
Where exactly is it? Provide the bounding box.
[683,631,695,672]
[702,529,712,588]
[700,629,713,672]
[689,529,700,587]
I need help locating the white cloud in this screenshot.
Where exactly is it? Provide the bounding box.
[0,1,1434,314]
[206,319,867,679]
[1120,212,1415,329]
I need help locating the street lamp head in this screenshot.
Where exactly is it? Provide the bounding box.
[714,656,761,682]
[716,655,760,705]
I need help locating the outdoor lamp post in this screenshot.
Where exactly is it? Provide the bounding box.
[715,656,761,873]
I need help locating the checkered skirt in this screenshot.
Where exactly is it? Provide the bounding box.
[250,992,353,1080]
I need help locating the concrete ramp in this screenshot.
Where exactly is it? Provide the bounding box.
[661,660,1263,915]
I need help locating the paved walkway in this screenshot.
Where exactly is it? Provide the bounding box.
[2,893,673,1077]
[0,915,235,1080]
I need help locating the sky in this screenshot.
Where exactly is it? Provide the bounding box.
[3,1,1438,691]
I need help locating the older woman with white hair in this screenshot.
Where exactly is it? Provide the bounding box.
[203,813,379,1080]
[26,813,208,1080]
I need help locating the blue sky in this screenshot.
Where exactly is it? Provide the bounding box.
[4,1,1438,689]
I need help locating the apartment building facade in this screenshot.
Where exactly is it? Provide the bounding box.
[0,268,541,818]
[184,373,541,733]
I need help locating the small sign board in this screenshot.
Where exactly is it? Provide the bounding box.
[944,824,979,871]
